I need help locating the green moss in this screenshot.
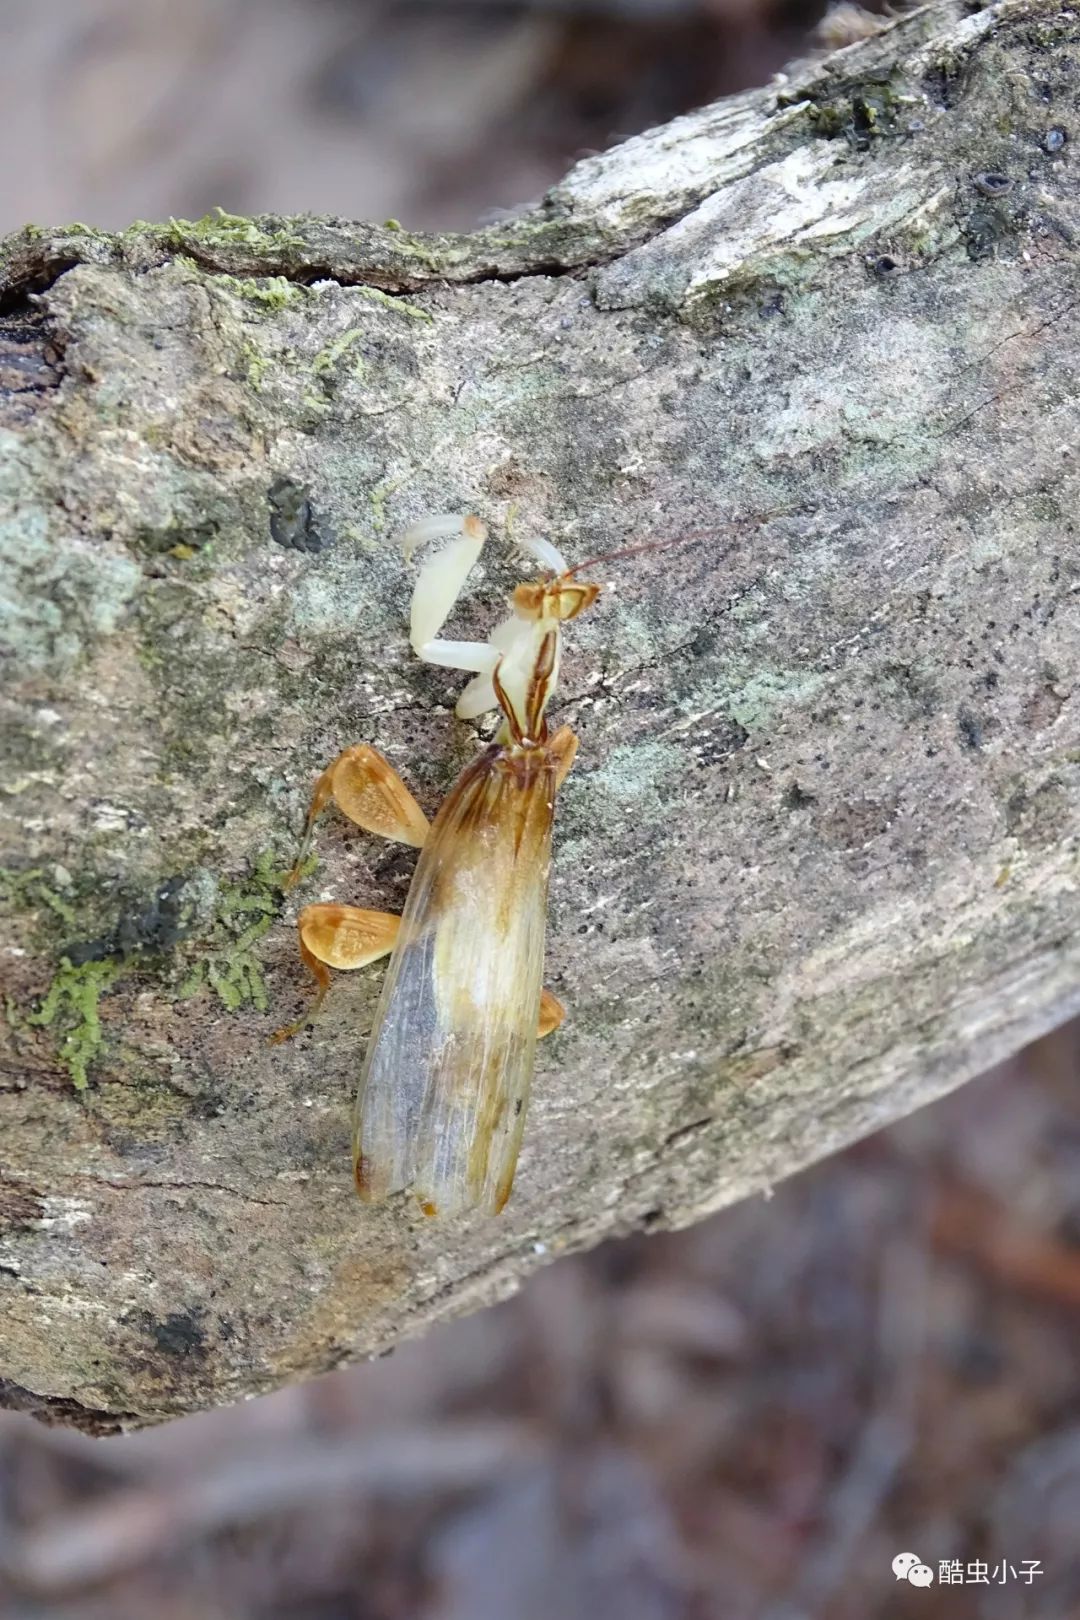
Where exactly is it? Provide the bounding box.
[312,327,367,382]
[222,274,301,311]
[368,473,410,532]
[238,337,270,390]
[0,866,77,930]
[386,233,443,270]
[26,957,123,1090]
[177,849,305,1013]
[804,74,915,150]
[356,287,433,323]
[6,849,304,1088]
[309,293,431,397]
[161,208,306,254]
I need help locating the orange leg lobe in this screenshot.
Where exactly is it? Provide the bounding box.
[537,987,565,1039]
[271,904,400,1043]
[547,725,580,793]
[284,745,429,889]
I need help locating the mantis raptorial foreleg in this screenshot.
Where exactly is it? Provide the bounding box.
[404,513,491,669]
[402,514,573,722]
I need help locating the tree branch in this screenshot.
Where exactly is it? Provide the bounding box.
[2,0,1079,1429]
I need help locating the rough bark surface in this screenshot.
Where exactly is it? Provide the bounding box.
[1,0,1079,1430]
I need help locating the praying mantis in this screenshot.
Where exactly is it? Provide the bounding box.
[275,514,605,1217]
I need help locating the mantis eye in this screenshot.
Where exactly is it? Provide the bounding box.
[557,583,600,619]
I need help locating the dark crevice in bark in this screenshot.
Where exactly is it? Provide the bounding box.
[0,257,85,315]
[0,305,66,424]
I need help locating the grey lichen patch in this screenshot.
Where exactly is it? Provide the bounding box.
[1003,770,1076,852]
[593,143,937,319]
[279,528,405,651]
[123,495,314,798]
[961,195,1024,260]
[89,1065,206,1147]
[571,740,688,835]
[744,308,955,474]
[0,431,141,674]
[726,669,828,735]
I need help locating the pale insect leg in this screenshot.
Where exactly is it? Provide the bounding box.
[415,638,500,674]
[515,533,569,574]
[399,513,488,654]
[455,674,497,720]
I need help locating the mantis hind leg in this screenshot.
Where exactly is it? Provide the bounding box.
[271,904,400,1043]
[547,724,580,791]
[277,728,572,1043]
[274,906,566,1044]
[538,988,564,1039]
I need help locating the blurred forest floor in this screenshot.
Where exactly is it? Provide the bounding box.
[0,0,813,233]
[6,1041,1080,1620]
[2,2,1079,1618]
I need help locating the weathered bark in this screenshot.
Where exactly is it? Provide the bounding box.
[1,0,1078,1430]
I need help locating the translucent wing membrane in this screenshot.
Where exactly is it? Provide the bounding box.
[354,743,555,1216]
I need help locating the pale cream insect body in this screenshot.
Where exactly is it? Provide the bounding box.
[276,515,598,1216]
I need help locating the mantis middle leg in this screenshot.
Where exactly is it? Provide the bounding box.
[275,744,565,1042]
